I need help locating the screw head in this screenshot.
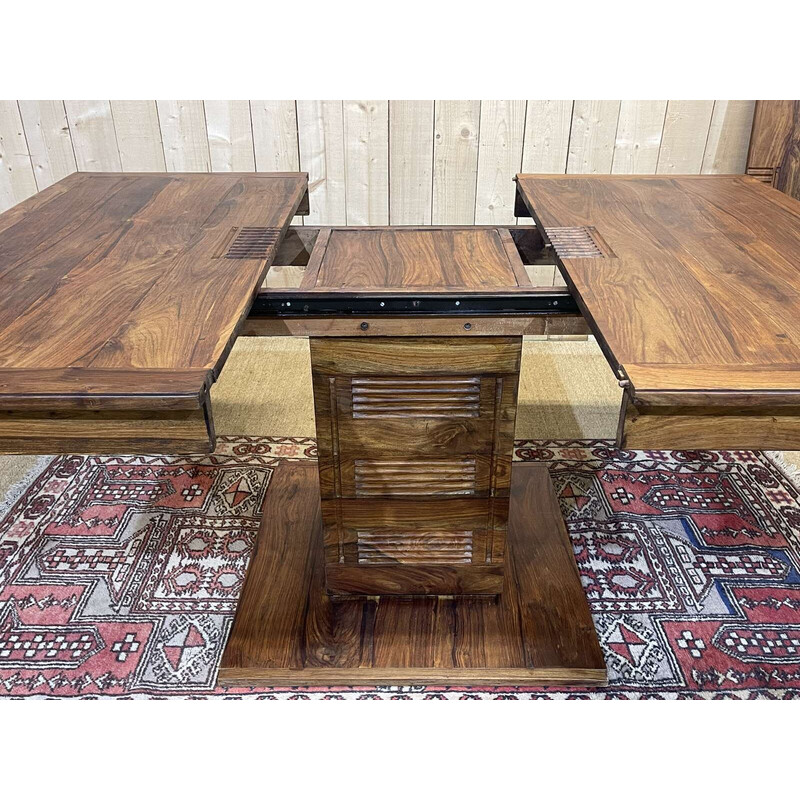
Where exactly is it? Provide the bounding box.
[360,321,369,331]
[464,322,472,331]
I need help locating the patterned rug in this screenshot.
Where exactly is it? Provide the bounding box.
[1,436,799,699]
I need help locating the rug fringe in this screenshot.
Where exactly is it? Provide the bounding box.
[0,456,53,520]
[766,451,800,489]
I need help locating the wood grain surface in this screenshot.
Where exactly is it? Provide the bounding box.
[218,460,606,686]
[310,336,520,595]
[305,227,530,292]
[747,100,800,200]
[515,174,800,448]
[0,171,307,452]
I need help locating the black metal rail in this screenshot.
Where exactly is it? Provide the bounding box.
[250,291,580,317]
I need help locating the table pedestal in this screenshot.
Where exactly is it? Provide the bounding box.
[218,460,606,687]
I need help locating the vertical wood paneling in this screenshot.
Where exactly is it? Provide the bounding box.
[110,100,166,171]
[475,100,526,224]
[204,100,255,172]
[251,101,300,171]
[520,100,572,174]
[389,100,434,225]
[251,101,303,225]
[702,100,756,174]
[567,100,621,173]
[656,100,715,174]
[297,100,347,225]
[343,100,389,225]
[18,100,76,189]
[612,100,668,174]
[64,100,121,171]
[432,100,481,224]
[0,101,37,212]
[156,100,210,172]
[1,99,757,224]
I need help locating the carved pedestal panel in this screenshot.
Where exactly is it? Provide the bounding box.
[310,336,521,595]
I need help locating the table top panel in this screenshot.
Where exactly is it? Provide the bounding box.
[0,172,307,395]
[307,227,530,293]
[515,174,800,393]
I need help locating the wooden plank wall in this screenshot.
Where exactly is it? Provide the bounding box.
[1,100,754,237]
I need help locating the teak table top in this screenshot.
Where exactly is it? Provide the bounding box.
[515,174,800,401]
[0,171,307,416]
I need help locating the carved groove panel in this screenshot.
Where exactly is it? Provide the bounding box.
[746,166,779,187]
[351,377,480,418]
[544,226,609,258]
[357,529,474,564]
[354,458,477,496]
[310,335,521,595]
[224,227,281,258]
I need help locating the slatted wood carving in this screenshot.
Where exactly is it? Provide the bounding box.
[746,166,779,187]
[310,336,521,595]
[351,377,481,418]
[224,227,282,258]
[354,458,477,496]
[544,226,610,259]
[357,529,474,564]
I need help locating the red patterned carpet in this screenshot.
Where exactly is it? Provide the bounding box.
[1,436,799,699]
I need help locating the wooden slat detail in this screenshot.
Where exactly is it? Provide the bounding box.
[432,100,480,224]
[224,227,281,259]
[17,101,77,190]
[351,376,481,418]
[297,100,346,225]
[110,101,166,171]
[389,100,434,224]
[545,227,607,259]
[0,101,37,211]
[156,100,210,172]
[746,166,778,186]
[357,529,474,564]
[312,335,520,594]
[344,100,389,224]
[204,100,255,172]
[64,101,121,172]
[475,101,526,224]
[567,100,621,174]
[353,458,478,496]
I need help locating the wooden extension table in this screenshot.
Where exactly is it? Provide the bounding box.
[2,171,800,687]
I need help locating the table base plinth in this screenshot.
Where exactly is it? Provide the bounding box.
[217,461,606,687]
